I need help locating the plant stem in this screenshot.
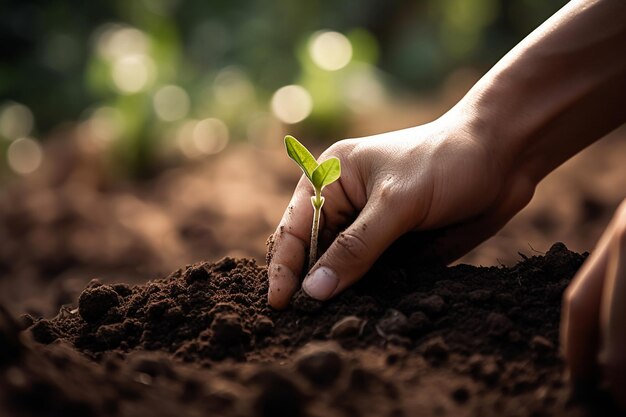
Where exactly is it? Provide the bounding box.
[308,188,324,271]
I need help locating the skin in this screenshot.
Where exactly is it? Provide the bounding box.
[268,0,626,406]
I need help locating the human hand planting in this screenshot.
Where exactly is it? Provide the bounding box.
[268,115,535,308]
[561,199,626,409]
[268,0,626,407]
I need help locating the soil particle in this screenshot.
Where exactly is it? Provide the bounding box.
[78,284,122,324]
[291,289,324,313]
[29,319,61,344]
[252,315,274,338]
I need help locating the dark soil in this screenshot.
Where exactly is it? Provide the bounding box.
[1,242,623,416]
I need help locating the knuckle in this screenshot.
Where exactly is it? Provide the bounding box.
[332,231,369,262]
[376,176,402,204]
[322,139,357,160]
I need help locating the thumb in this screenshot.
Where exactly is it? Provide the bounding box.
[302,197,406,301]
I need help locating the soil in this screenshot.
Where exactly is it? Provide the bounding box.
[1,242,623,417]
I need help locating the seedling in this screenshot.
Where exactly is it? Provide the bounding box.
[284,135,341,270]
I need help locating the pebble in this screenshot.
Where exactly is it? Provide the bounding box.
[530,335,554,353]
[417,295,447,317]
[330,316,365,340]
[376,309,408,336]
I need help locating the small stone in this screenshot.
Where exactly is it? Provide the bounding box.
[78,285,122,324]
[530,335,554,353]
[330,316,365,340]
[376,309,408,336]
[417,295,447,317]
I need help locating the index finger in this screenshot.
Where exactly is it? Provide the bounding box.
[267,177,320,309]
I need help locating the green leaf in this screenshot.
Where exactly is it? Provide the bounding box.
[284,135,318,181]
[312,157,341,190]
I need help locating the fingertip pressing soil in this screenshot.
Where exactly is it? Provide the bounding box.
[1,242,624,416]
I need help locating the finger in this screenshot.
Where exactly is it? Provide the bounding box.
[302,194,407,301]
[599,206,626,408]
[268,177,315,309]
[561,216,614,381]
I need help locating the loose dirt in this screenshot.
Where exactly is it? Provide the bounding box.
[1,242,623,416]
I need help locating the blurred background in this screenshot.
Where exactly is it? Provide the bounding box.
[1,0,625,315]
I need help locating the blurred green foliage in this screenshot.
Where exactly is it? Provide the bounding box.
[0,0,567,177]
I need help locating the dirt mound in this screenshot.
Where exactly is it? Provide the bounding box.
[1,242,623,416]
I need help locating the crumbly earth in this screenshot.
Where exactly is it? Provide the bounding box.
[0,242,623,417]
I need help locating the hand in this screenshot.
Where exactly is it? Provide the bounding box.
[561,199,626,409]
[267,112,537,309]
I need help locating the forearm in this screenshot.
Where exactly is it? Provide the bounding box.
[452,0,626,184]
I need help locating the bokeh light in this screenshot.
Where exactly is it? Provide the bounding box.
[213,67,255,108]
[97,25,150,61]
[308,31,353,71]
[0,102,34,140]
[193,118,229,155]
[7,137,43,174]
[82,107,125,145]
[343,66,386,112]
[111,54,156,94]
[153,85,191,122]
[270,85,313,124]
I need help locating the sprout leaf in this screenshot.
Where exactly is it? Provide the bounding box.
[312,157,341,190]
[284,135,318,181]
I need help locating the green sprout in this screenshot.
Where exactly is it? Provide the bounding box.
[284,135,341,270]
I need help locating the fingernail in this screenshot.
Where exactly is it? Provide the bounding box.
[303,267,338,300]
